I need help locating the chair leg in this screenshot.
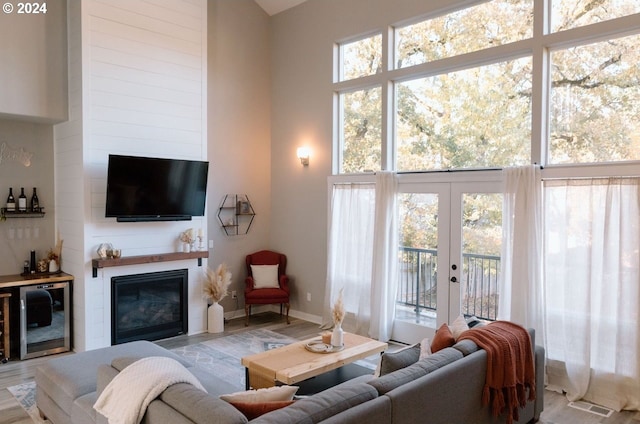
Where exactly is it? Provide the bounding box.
[245,304,250,326]
[285,303,290,324]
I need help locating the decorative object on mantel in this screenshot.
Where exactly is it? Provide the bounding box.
[203,263,232,333]
[197,228,205,251]
[331,288,345,348]
[179,228,195,252]
[0,142,33,167]
[97,243,114,259]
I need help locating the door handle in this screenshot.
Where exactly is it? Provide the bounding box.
[450,276,458,283]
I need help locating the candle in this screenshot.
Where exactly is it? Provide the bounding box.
[198,228,203,237]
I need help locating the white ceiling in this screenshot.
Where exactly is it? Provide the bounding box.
[254,0,307,16]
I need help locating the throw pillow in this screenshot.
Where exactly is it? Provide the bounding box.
[431,323,455,353]
[220,385,299,403]
[377,343,421,376]
[251,265,280,289]
[450,315,470,340]
[419,338,432,359]
[229,400,295,420]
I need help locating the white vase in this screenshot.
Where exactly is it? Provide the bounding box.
[331,322,344,347]
[183,242,191,253]
[49,260,59,273]
[208,302,224,333]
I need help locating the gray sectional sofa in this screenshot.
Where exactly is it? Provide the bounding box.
[35,332,544,424]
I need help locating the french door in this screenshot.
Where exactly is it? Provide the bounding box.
[391,177,503,344]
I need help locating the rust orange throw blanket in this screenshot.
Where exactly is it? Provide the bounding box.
[458,321,535,424]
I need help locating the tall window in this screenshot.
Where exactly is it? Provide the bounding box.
[396,58,532,171]
[331,1,640,407]
[395,0,533,67]
[549,33,640,164]
[334,0,640,173]
[337,35,383,174]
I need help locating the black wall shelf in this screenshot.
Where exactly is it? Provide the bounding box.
[217,194,255,236]
[1,208,45,219]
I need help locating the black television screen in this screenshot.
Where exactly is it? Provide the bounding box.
[105,155,209,222]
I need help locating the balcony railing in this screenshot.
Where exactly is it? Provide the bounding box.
[396,247,500,322]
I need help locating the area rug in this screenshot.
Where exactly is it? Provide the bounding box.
[7,381,50,423]
[169,329,299,391]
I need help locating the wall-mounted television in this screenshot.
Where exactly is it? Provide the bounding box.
[105,154,209,222]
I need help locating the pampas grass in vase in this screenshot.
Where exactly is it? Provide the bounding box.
[204,263,232,333]
[331,288,345,347]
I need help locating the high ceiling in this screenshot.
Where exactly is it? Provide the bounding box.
[254,0,307,16]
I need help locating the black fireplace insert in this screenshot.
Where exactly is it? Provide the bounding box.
[111,269,188,345]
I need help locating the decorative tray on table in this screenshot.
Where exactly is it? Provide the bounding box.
[304,339,344,354]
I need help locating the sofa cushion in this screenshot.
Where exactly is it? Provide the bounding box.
[220,385,299,403]
[318,395,391,424]
[229,400,295,420]
[71,392,97,424]
[414,347,463,374]
[110,356,141,371]
[450,315,470,340]
[159,383,248,424]
[431,323,456,353]
[452,339,479,356]
[250,382,378,424]
[368,347,463,395]
[378,343,420,376]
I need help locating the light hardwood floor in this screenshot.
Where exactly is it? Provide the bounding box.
[0,312,639,424]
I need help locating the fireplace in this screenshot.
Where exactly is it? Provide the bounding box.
[111,269,188,345]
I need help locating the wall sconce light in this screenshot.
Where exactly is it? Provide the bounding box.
[297,147,310,166]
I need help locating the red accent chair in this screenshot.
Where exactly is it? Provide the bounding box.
[244,250,291,326]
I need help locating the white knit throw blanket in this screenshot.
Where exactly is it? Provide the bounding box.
[93,356,207,424]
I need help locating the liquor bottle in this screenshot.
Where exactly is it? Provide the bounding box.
[30,250,36,273]
[31,187,39,212]
[6,188,16,212]
[18,188,27,212]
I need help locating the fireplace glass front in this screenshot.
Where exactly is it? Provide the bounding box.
[111,269,188,345]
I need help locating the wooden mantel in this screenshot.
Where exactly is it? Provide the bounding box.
[92,251,208,277]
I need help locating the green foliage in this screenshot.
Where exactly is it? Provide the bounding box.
[340,0,640,252]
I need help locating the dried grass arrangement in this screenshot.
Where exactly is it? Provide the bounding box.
[332,288,345,327]
[203,263,232,304]
[48,236,64,266]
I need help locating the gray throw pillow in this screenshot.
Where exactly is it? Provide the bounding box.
[378,343,420,376]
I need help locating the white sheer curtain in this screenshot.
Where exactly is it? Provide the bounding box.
[498,166,545,345]
[324,182,375,335]
[544,178,640,411]
[324,173,398,341]
[370,172,398,341]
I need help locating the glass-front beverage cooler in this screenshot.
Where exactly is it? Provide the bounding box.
[20,281,71,359]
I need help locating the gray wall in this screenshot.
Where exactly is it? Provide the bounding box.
[207,0,272,317]
[0,1,67,122]
[267,0,458,320]
[0,119,55,273]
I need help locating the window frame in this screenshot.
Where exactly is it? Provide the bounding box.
[332,1,640,179]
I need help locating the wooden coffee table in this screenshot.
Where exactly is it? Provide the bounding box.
[241,332,387,390]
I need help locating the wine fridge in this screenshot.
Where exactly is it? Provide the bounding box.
[20,281,71,359]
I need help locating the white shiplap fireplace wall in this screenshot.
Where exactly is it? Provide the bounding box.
[54,0,208,352]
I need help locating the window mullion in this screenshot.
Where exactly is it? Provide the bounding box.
[530,0,550,165]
